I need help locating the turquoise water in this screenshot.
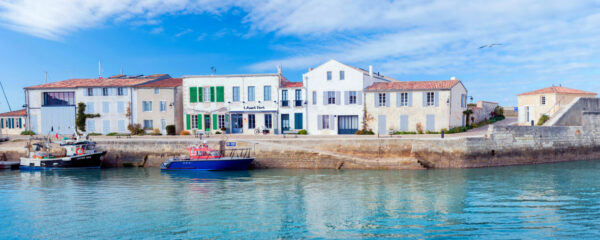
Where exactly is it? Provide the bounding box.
[1,161,600,239]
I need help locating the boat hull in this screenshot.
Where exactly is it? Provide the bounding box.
[20,152,106,170]
[161,158,254,171]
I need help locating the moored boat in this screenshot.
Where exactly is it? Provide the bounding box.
[20,137,106,170]
[161,142,253,171]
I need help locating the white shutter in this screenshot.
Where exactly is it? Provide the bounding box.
[374,93,378,108]
[434,91,439,107]
[317,115,323,129]
[408,92,413,107]
[357,91,362,105]
[330,115,335,130]
[335,91,341,105]
[385,93,390,107]
[396,92,401,107]
[322,91,328,105]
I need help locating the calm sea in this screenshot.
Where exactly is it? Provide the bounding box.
[1,160,599,239]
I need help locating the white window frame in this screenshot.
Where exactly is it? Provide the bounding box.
[264,85,272,101]
[541,96,546,105]
[326,71,332,80]
[400,92,408,106]
[143,120,153,129]
[248,114,256,129]
[218,115,225,129]
[118,87,125,96]
[232,87,240,102]
[102,88,109,96]
[378,93,386,107]
[312,91,317,105]
[340,71,345,80]
[426,92,435,106]
[203,87,211,102]
[328,91,335,104]
[87,88,94,96]
[154,88,160,94]
[160,101,167,112]
[265,114,272,129]
[142,101,153,112]
[322,115,330,129]
[191,115,198,129]
[349,91,357,104]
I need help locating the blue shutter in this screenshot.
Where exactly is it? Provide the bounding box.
[422,92,426,107]
[434,92,439,107]
[374,93,378,107]
[408,92,413,107]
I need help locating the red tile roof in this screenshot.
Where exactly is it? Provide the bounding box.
[137,78,182,88]
[365,80,460,91]
[0,109,26,117]
[25,74,171,89]
[517,86,597,96]
[282,82,303,88]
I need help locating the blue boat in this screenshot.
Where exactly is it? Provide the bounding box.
[161,143,253,171]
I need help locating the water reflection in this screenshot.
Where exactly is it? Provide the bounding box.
[0,160,599,239]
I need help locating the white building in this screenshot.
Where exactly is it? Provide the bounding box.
[182,69,305,134]
[364,79,468,134]
[303,60,395,135]
[279,79,306,132]
[24,74,172,135]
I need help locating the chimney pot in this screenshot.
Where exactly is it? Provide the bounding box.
[369,65,373,77]
[450,76,456,80]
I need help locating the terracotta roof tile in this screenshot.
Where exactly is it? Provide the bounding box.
[0,109,26,117]
[517,86,597,96]
[137,78,182,88]
[366,80,460,91]
[282,82,303,88]
[25,74,171,89]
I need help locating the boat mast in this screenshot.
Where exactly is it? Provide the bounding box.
[0,81,11,111]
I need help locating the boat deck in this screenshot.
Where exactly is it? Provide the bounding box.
[0,161,19,170]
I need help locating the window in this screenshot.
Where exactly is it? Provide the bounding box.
[265,114,272,129]
[142,101,152,112]
[248,114,255,129]
[117,101,124,113]
[295,89,302,106]
[400,92,408,106]
[264,86,272,101]
[203,87,211,102]
[160,119,166,131]
[327,71,332,80]
[378,93,386,107]
[43,92,75,106]
[248,86,255,101]
[118,87,125,96]
[102,102,110,113]
[282,90,289,107]
[154,88,160,94]
[87,88,94,96]
[349,91,357,104]
[541,96,546,105]
[160,101,167,112]
[426,92,435,106]
[102,88,109,96]
[143,120,153,129]
[218,115,225,129]
[233,87,240,102]
[312,91,317,105]
[86,102,95,114]
[328,91,335,104]
[322,115,330,129]
[340,71,345,80]
[191,115,198,129]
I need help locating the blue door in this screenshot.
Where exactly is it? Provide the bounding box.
[231,114,243,134]
[281,114,290,132]
[337,115,358,134]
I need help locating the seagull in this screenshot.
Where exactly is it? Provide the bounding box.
[479,43,503,49]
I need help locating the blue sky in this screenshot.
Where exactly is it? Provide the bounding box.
[0,0,599,113]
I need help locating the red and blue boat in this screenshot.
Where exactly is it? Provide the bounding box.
[161,143,254,171]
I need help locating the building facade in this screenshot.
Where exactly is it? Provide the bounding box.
[135,78,183,134]
[24,74,172,135]
[279,80,306,133]
[469,101,499,124]
[303,60,395,135]
[0,109,27,135]
[517,86,597,125]
[364,79,468,134]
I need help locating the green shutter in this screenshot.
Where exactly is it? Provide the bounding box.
[210,87,215,102]
[190,87,197,103]
[213,114,218,130]
[18,118,22,128]
[295,113,303,129]
[1,118,3,129]
[216,86,225,102]
[199,87,203,102]
[186,114,191,130]
[197,114,202,129]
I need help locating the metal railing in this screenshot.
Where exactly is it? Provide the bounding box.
[281,100,289,107]
[294,100,302,107]
[222,148,252,159]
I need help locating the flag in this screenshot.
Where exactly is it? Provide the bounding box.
[55,134,59,140]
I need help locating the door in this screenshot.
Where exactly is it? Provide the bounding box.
[281,114,290,132]
[204,115,211,132]
[294,113,303,129]
[377,115,386,135]
[400,115,409,131]
[231,114,243,133]
[338,115,358,134]
[426,114,435,131]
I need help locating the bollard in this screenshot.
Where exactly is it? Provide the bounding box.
[531,120,534,126]
[441,130,445,139]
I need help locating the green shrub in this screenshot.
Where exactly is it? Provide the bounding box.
[215,131,222,134]
[493,106,504,117]
[88,133,102,136]
[425,130,440,134]
[20,130,35,135]
[446,126,470,134]
[297,129,308,135]
[127,124,145,135]
[537,114,550,126]
[166,125,176,135]
[106,132,119,136]
[392,131,417,135]
[355,129,375,135]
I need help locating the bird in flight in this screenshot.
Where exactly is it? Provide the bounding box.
[479,43,503,49]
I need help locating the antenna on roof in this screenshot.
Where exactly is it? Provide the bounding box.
[120,66,123,75]
[44,71,47,84]
[210,66,216,75]
[98,61,103,79]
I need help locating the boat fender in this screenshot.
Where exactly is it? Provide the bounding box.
[75,147,85,155]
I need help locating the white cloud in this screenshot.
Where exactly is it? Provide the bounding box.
[174,28,192,37]
[150,26,164,34]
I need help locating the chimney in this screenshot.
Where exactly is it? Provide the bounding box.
[308,67,313,72]
[369,65,373,78]
[450,76,456,80]
[277,65,282,74]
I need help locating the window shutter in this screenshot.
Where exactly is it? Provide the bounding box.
[335,91,341,105]
[1,118,3,128]
[357,91,362,105]
[83,89,88,96]
[225,114,229,126]
[422,92,426,107]
[396,92,401,107]
[435,92,439,107]
[198,114,203,129]
[94,88,100,96]
[198,87,203,102]
[374,93,378,108]
[322,91,327,105]
[317,115,323,130]
[123,88,128,96]
[213,114,218,130]
[190,87,198,103]
[217,86,225,102]
[210,87,215,102]
[186,114,191,130]
[330,115,335,130]
[344,91,349,105]
[409,92,413,107]
[385,93,390,107]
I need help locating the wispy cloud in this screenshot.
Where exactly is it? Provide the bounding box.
[149,26,163,34]
[174,28,192,37]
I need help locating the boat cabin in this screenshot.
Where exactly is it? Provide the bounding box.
[187,145,221,159]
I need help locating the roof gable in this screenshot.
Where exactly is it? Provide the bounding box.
[365,80,461,91]
[25,74,171,89]
[0,109,26,117]
[517,86,597,96]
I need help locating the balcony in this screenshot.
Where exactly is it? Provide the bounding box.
[281,100,289,107]
[294,100,303,107]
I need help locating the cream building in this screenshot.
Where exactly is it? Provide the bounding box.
[364,79,468,134]
[517,86,597,125]
[0,109,27,135]
[135,78,183,134]
[303,60,394,135]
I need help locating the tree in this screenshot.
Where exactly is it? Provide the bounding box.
[76,102,100,132]
[463,109,473,126]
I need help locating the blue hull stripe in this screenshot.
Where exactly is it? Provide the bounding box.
[162,158,253,171]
